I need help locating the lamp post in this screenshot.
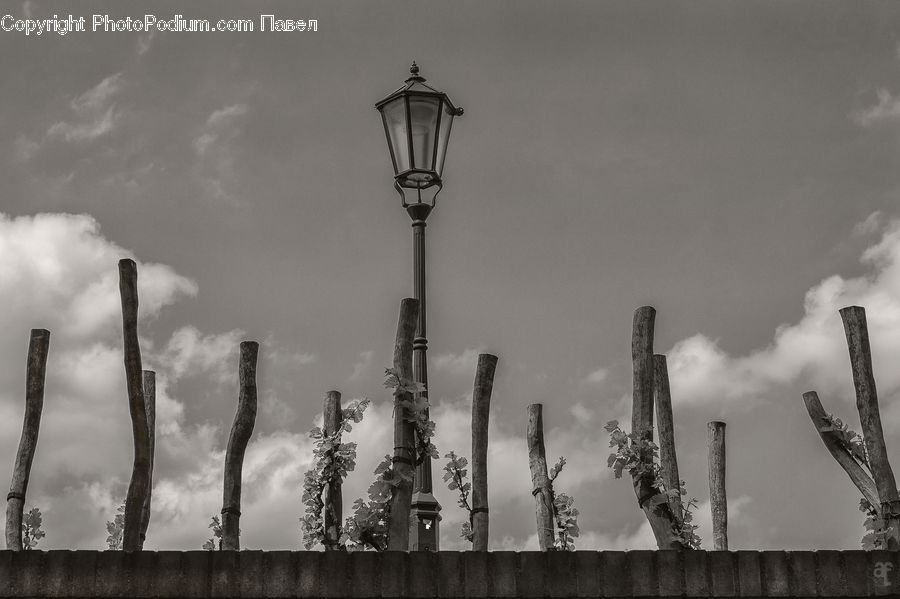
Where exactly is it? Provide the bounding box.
[376,62,463,551]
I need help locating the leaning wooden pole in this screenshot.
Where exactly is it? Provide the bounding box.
[119,259,150,552]
[322,390,343,550]
[139,370,156,545]
[632,307,682,549]
[802,391,879,509]
[840,306,900,547]
[527,403,555,551]
[221,341,259,551]
[653,354,682,523]
[471,353,498,551]
[5,329,50,551]
[708,421,727,550]
[387,298,419,551]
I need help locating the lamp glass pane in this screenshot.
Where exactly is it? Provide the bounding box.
[408,95,440,173]
[381,97,410,174]
[434,102,455,177]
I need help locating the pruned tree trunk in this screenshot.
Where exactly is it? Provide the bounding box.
[387,298,419,551]
[631,307,683,549]
[839,306,900,547]
[802,391,879,509]
[653,354,682,523]
[139,370,156,545]
[221,341,259,551]
[708,421,727,550]
[471,353,498,551]
[322,390,343,550]
[527,403,555,551]
[119,259,150,552]
[5,329,50,551]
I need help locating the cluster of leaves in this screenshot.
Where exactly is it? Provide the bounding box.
[821,414,869,467]
[605,420,701,550]
[202,515,223,550]
[442,451,474,543]
[22,506,45,550]
[820,413,897,549]
[384,368,438,464]
[105,503,125,550]
[299,398,370,549]
[339,455,400,551]
[548,457,580,551]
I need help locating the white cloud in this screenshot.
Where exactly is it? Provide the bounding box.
[349,349,374,380]
[193,103,250,201]
[663,218,900,412]
[583,367,609,384]
[853,210,883,237]
[431,346,485,376]
[853,88,900,127]
[47,74,124,142]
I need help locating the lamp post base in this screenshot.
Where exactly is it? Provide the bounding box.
[409,491,442,551]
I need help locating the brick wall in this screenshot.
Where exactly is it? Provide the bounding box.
[1,550,898,598]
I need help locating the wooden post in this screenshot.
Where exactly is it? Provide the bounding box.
[139,370,155,545]
[221,341,259,551]
[840,306,900,544]
[119,259,150,552]
[5,329,50,551]
[322,390,343,550]
[802,391,879,509]
[631,307,682,549]
[708,421,727,550]
[471,353,498,551]
[387,298,418,551]
[527,403,555,551]
[653,354,682,523]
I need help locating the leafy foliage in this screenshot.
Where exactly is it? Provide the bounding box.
[299,398,369,549]
[105,503,125,550]
[821,414,869,467]
[548,457,580,551]
[442,451,474,543]
[339,454,411,551]
[202,515,222,550]
[605,420,701,549]
[820,413,897,549]
[22,506,45,550]
[384,368,438,465]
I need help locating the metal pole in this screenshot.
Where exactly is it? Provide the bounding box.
[406,201,441,550]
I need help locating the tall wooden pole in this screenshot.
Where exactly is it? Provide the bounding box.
[708,421,727,550]
[322,390,343,550]
[388,298,419,551]
[653,354,682,523]
[471,353,498,551]
[527,403,555,551]
[840,306,900,547]
[5,329,50,551]
[632,307,682,549]
[119,259,150,552]
[139,370,155,545]
[221,341,258,551]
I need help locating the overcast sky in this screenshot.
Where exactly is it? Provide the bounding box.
[3,0,900,551]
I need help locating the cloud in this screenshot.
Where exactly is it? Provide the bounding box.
[431,346,485,376]
[193,103,249,201]
[349,349,374,380]
[663,217,900,412]
[47,74,124,143]
[853,88,900,127]
[853,210,883,237]
[583,367,609,385]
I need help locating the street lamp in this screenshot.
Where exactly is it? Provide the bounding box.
[376,62,463,551]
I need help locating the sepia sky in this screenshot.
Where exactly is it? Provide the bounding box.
[4,0,900,551]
